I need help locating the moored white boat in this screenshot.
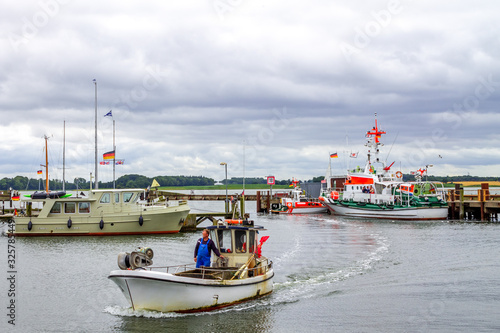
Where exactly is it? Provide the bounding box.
[271,180,327,214]
[12,188,190,236]
[108,221,273,312]
[319,115,448,221]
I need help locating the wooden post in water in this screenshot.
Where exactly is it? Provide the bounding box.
[256,191,261,212]
[449,189,455,219]
[239,195,245,218]
[481,183,489,222]
[266,191,271,213]
[458,185,464,220]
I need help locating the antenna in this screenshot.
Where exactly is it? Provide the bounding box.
[385,131,399,162]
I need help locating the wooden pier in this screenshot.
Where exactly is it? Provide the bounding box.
[180,196,248,231]
[156,190,258,201]
[256,191,286,213]
[446,183,500,222]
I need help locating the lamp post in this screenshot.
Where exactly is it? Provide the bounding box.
[220,162,228,214]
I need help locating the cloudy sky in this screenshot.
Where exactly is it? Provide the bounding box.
[1,0,499,184]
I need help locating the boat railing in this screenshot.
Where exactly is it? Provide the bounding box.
[145,258,272,280]
[141,200,187,209]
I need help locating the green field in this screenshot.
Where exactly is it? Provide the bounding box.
[158,184,291,190]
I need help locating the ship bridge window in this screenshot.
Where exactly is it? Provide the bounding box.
[248,231,256,253]
[235,230,247,253]
[114,193,120,203]
[50,202,62,214]
[123,192,134,203]
[100,193,111,204]
[79,202,90,214]
[213,229,232,253]
[65,202,76,214]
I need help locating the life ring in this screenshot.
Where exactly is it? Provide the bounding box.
[286,202,292,208]
[331,191,339,200]
[395,171,403,179]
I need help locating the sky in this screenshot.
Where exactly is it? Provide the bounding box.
[1,0,499,184]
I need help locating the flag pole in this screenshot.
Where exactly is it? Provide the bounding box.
[113,118,116,189]
[329,152,332,176]
[63,120,66,192]
[94,79,98,189]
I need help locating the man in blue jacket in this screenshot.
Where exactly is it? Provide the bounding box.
[194,229,224,268]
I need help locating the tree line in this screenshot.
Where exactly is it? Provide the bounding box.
[0,175,215,191]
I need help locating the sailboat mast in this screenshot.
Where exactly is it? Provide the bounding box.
[242,141,245,197]
[63,120,66,191]
[94,79,99,189]
[44,135,49,193]
[113,119,116,189]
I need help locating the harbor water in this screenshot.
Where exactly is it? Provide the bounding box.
[1,200,499,332]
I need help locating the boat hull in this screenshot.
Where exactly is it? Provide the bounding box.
[272,206,327,214]
[13,205,190,236]
[323,200,448,220]
[108,268,274,313]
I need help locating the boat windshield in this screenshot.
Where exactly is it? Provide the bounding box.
[79,202,90,214]
[100,193,111,203]
[50,202,62,214]
[65,202,76,214]
[123,192,136,203]
[212,229,233,253]
[235,230,246,253]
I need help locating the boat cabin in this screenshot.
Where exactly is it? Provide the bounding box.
[207,223,265,268]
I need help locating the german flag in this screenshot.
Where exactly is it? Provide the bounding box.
[12,195,20,201]
[103,150,115,160]
[330,153,338,158]
[37,170,42,175]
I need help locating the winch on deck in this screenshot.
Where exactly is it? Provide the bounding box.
[117,247,154,270]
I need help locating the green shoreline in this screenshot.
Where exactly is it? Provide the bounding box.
[157,184,291,191]
[156,183,499,191]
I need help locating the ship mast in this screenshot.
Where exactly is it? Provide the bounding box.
[365,113,386,172]
[63,120,66,191]
[41,135,49,193]
[113,118,116,189]
[94,79,99,189]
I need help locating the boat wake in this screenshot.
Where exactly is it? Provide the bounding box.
[270,233,390,305]
[104,305,187,318]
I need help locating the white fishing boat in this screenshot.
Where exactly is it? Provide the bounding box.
[319,115,448,220]
[271,180,327,214]
[108,220,273,313]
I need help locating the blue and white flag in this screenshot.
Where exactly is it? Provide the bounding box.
[104,110,112,117]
